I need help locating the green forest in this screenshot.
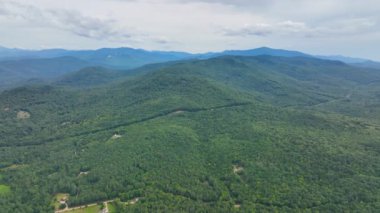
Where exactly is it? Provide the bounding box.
[1,55,380,212]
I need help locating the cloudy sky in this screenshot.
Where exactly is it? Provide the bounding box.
[0,0,379,60]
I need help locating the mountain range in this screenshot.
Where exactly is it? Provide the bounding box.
[1,46,379,91]
[1,46,380,212]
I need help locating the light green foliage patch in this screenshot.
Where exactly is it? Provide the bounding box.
[0,185,10,196]
[67,205,100,213]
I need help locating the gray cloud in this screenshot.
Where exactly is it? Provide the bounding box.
[49,10,131,40]
[220,21,310,38]
[221,18,378,39]
[0,1,131,41]
[222,24,273,37]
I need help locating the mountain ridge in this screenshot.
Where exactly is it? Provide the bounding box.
[2,45,379,90]
[1,45,379,67]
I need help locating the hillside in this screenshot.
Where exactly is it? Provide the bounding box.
[0,56,379,212]
[0,57,90,89]
[202,47,311,59]
[55,67,125,88]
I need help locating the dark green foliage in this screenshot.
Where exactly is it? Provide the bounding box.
[58,204,66,209]
[0,55,379,212]
[55,66,124,88]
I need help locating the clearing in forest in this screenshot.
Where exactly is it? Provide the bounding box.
[65,205,100,213]
[233,164,244,174]
[107,202,117,213]
[53,193,69,210]
[17,110,30,119]
[111,134,122,139]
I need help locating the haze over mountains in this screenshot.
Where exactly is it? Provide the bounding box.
[1,46,379,91]
[1,44,380,212]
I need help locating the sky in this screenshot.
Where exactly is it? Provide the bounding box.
[0,0,379,60]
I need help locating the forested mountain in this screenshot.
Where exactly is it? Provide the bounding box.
[66,48,193,69]
[316,55,380,69]
[202,47,311,59]
[0,55,380,212]
[0,57,90,90]
[55,66,125,88]
[1,46,380,91]
[0,47,192,90]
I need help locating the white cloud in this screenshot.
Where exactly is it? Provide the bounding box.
[220,17,379,41]
[0,1,132,41]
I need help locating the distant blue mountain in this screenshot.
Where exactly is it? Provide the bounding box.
[203,47,379,69]
[2,45,378,66]
[315,55,380,70]
[350,60,380,70]
[0,47,193,69]
[67,47,193,69]
[316,55,370,64]
[0,56,90,89]
[214,47,311,58]
[0,46,380,88]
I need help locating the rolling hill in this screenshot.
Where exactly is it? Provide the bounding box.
[55,66,125,88]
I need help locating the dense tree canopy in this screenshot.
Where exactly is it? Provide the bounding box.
[0,56,380,212]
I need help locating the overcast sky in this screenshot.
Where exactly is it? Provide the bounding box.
[0,0,379,60]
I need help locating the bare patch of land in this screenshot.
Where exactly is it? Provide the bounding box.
[111,134,122,139]
[17,110,30,119]
[169,110,185,116]
[54,200,114,213]
[233,165,244,174]
[128,197,140,205]
[78,171,89,177]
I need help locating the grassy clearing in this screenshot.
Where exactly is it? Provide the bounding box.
[67,205,100,213]
[0,185,10,196]
[108,202,117,213]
